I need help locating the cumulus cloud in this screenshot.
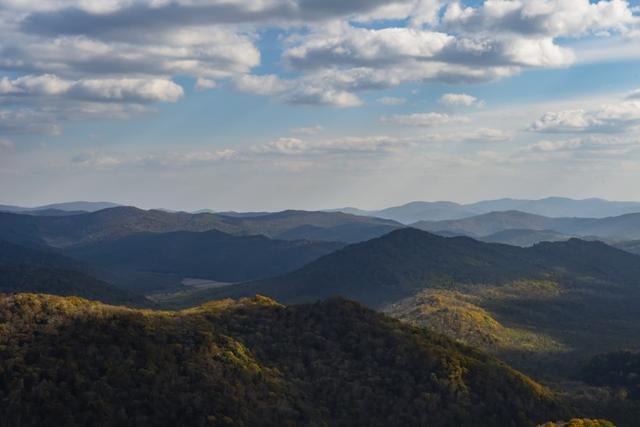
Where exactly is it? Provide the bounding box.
[283,23,577,72]
[234,74,288,96]
[439,93,481,107]
[441,0,638,38]
[1,0,639,135]
[16,0,415,34]
[283,26,453,69]
[0,74,183,136]
[0,27,260,80]
[381,112,470,127]
[269,1,637,105]
[234,73,362,107]
[528,101,640,133]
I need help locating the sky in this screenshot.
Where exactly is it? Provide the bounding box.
[1,0,640,211]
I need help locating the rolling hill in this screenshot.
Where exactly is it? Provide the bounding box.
[0,207,401,247]
[482,229,573,247]
[183,228,640,308]
[412,211,593,238]
[172,228,640,381]
[0,240,150,306]
[0,293,568,426]
[616,240,640,255]
[63,230,343,284]
[383,287,566,354]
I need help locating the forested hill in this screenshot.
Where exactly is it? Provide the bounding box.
[0,240,151,307]
[0,206,400,247]
[62,230,344,284]
[0,293,567,426]
[183,227,640,308]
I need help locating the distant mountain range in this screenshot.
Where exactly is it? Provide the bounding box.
[0,201,120,214]
[481,228,571,246]
[0,206,401,248]
[333,197,640,224]
[0,207,398,294]
[413,210,640,242]
[5,196,640,224]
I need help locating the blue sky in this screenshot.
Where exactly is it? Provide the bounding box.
[1,0,640,211]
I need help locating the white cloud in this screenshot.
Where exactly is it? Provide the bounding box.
[283,26,453,69]
[627,88,640,100]
[72,78,184,102]
[441,0,638,38]
[439,93,481,107]
[1,75,184,102]
[381,112,470,127]
[0,27,260,80]
[253,135,410,155]
[1,0,639,135]
[377,97,406,106]
[284,87,362,108]
[0,75,183,136]
[0,74,184,103]
[526,139,585,152]
[282,23,575,72]
[529,101,640,133]
[513,135,640,164]
[72,148,238,170]
[291,125,323,135]
[427,128,512,143]
[234,74,288,96]
[195,78,216,91]
[526,136,636,153]
[234,73,362,107]
[264,1,637,106]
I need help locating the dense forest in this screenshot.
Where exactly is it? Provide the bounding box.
[63,230,343,284]
[581,351,640,399]
[0,293,570,426]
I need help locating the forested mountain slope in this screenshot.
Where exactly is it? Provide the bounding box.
[0,241,150,307]
[63,230,343,284]
[0,293,567,426]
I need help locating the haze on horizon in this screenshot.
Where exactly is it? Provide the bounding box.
[1,0,640,211]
